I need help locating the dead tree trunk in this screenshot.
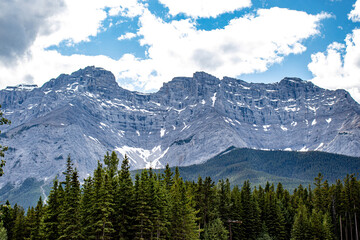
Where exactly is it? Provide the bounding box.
[340,215,343,240]
[355,204,359,240]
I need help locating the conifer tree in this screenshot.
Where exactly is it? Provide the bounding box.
[217,179,232,224]
[237,180,261,240]
[323,212,335,240]
[102,152,118,239]
[203,218,228,240]
[230,185,242,240]
[163,163,174,191]
[59,156,83,239]
[29,196,44,240]
[43,178,61,240]
[314,173,325,212]
[0,105,10,177]
[169,167,199,240]
[92,160,113,240]
[133,170,153,239]
[80,176,95,239]
[1,201,12,240]
[0,220,7,240]
[151,174,170,239]
[263,191,286,240]
[104,151,119,179]
[11,205,26,240]
[291,204,311,240]
[24,207,36,239]
[115,155,134,240]
[196,176,218,231]
[99,173,115,239]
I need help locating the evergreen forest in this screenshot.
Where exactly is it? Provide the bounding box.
[0,152,359,240]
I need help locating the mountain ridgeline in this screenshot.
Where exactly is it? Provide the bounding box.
[0,66,360,196]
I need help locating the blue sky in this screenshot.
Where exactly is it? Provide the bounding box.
[1,0,360,100]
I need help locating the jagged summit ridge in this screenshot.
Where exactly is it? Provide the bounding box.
[0,66,360,189]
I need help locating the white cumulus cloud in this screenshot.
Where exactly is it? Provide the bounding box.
[159,0,252,18]
[36,0,146,48]
[127,7,331,90]
[118,32,137,41]
[308,29,360,102]
[349,0,360,22]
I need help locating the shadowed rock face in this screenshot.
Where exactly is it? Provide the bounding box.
[1,66,360,187]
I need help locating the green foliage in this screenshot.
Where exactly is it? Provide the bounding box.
[168,167,199,240]
[0,105,10,177]
[1,151,359,240]
[172,147,360,190]
[115,155,134,239]
[291,204,311,240]
[203,218,228,240]
[58,156,83,240]
[43,178,61,239]
[0,220,7,240]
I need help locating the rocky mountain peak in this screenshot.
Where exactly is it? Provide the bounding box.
[193,71,220,85]
[41,66,120,95]
[278,77,314,88]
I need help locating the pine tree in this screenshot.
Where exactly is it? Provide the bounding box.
[24,207,36,239]
[314,173,325,212]
[43,178,61,240]
[0,220,7,240]
[169,167,199,240]
[263,191,286,240]
[58,156,83,239]
[290,204,311,240]
[203,218,228,240]
[151,174,170,239]
[237,180,261,240]
[101,173,116,239]
[102,152,118,239]
[11,205,26,240]
[217,179,232,224]
[1,201,12,240]
[0,104,10,177]
[80,176,96,239]
[29,196,44,240]
[195,176,218,232]
[230,185,242,240]
[133,170,153,239]
[163,163,174,191]
[323,212,335,240]
[115,155,134,240]
[104,151,119,179]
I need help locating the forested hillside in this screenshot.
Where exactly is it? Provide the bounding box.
[174,147,360,190]
[0,152,359,240]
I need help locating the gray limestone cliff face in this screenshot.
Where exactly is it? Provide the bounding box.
[1,66,360,188]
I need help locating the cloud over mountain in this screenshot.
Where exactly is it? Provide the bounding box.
[0,0,65,64]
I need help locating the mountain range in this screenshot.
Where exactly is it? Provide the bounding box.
[1,66,360,206]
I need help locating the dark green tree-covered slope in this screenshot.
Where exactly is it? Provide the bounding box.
[170,147,360,190]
